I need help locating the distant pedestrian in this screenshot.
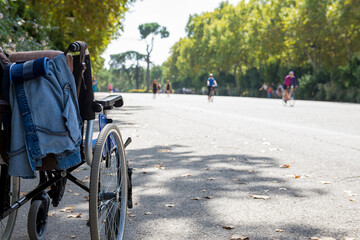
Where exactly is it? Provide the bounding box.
[259,83,268,98]
[108,83,113,93]
[152,79,158,99]
[166,80,172,97]
[92,76,97,92]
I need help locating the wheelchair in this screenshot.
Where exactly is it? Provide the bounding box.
[0,41,133,240]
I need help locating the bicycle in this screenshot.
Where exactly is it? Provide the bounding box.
[208,85,218,102]
[0,42,133,240]
[282,86,295,107]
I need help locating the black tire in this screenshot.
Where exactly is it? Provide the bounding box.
[89,124,128,240]
[0,172,20,240]
[27,200,49,240]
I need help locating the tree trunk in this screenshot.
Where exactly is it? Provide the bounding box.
[344,33,352,61]
[234,64,240,93]
[146,55,150,91]
[135,64,139,89]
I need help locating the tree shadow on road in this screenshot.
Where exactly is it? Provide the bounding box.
[125,144,345,240]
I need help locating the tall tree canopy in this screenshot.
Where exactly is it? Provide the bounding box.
[138,22,169,90]
[163,0,360,102]
[0,0,135,71]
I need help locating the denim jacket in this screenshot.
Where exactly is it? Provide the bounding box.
[5,54,82,178]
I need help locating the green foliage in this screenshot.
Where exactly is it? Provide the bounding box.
[1,0,134,73]
[163,0,360,102]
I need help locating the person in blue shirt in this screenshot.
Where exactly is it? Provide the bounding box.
[207,73,218,101]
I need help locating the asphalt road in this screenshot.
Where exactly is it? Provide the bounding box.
[10,93,360,240]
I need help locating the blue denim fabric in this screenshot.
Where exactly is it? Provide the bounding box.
[7,53,82,178]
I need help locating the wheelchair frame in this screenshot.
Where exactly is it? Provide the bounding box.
[0,42,132,240]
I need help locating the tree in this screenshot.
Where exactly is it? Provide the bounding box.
[138,22,169,90]
[0,0,135,72]
[110,51,146,89]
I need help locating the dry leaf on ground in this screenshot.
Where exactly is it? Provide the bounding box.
[68,189,73,193]
[192,197,201,200]
[222,225,235,230]
[279,188,287,191]
[73,193,81,196]
[275,229,284,232]
[165,204,175,208]
[230,234,249,240]
[48,211,56,217]
[60,206,74,213]
[181,174,192,177]
[129,214,136,217]
[204,196,212,199]
[279,165,290,168]
[157,149,170,152]
[144,212,152,215]
[67,213,82,218]
[207,178,216,180]
[320,181,331,184]
[249,195,270,200]
[201,189,207,192]
[205,168,210,171]
[70,235,76,239]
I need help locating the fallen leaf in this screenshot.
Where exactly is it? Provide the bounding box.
[349,198,355,202]
[83,176,89,179]
[279,165,290,168]
[181,174,192,177]
[320,181,331,184]
[279,188,287,191]
[249,195,270,200]
[232,178,240,182]
[222,225,235,230]
[83,196,89,201]
[201,189,207,192]
[134,202,138,206]
[207,178,216,180]
[204,196,212,199]
[157,149,170,152]
[248,170,255,173]
[68,189,73,193]
[60,206,74,213]
[144,212,152,215]
[230,235,249,240]
[275,229,284,232]
[142,172,148,174]
[192,197,202,200]
[20,192,27,197]
[319,237,336,240]
[154,164,164,168]
[70,235,76,239]
[67,213,82,218]
[205,168,210,171]
[48,211,56,217]
[309,238,319,240]
[165,204,175,208]
[73,193,81,196]
[129,214,136,217]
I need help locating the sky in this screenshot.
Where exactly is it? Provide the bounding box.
[101,0,240,68]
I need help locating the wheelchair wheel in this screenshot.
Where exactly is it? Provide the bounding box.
[0,173,20,240]
[89,124,128,240]
[27,198,50,240]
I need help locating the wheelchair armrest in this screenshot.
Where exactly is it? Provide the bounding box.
[95,94,123,109]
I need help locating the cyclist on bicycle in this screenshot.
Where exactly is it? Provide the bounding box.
[283,71,297,102]
[207,73,218,101]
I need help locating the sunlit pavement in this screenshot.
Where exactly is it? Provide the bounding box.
[12,92,360,239]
